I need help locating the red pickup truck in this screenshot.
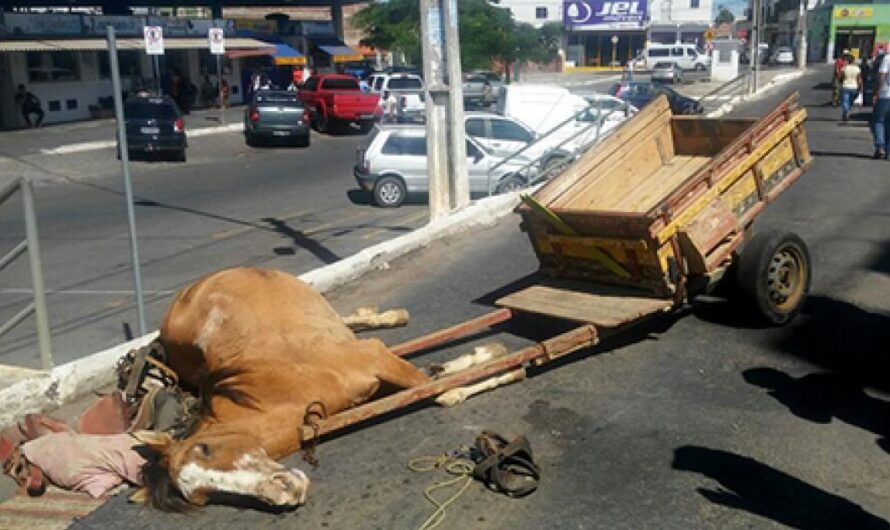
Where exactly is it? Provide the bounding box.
[299,74,380,134]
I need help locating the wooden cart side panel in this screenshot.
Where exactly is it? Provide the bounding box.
[655,108,807,245]
[671,118,758,157]
[530,97,673,209]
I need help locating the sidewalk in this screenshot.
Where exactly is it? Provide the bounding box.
[0,105,242,159]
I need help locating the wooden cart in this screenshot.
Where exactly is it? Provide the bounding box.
[304,92,814,442]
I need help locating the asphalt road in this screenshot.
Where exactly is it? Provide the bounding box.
[69,68,890,529]
[0,122,429,368]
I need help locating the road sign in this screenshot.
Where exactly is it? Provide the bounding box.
[704,28,715,41]
[611,35,619,44]
[143,26,164,55]
[208,27,225,55]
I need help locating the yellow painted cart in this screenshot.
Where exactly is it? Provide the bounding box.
[507,92,813,326]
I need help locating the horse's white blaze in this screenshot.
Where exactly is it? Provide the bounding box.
[177,461,272,500]
[196,306,227,351]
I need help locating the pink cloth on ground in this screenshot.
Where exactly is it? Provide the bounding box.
[20,432,146,498]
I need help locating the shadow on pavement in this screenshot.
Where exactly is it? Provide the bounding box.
[810,150,876,160]
[262,217,341,265]
[672,445,890,530]
[744,367,890,452]
[774,295,890,390]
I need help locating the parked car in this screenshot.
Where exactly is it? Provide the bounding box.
[770,46,795,65]
[496,85,635,156]
[243,90,310,147]
[643,44,710,70]
[463,71,503,108]
[651,61,683,84]
[741,43,770,65]
[354,124,536,207]
[299,74,380,134]
[372,73,425,122]
[120,94,187,161]
[611,81,703,115]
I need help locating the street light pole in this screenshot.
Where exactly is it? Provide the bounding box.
[748,0,761,94]
[797,0,808,71]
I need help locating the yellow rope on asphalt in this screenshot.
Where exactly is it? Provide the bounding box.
[408,453,476,530]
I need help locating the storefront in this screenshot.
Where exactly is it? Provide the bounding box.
[809,4,890,62]
[563,0,649,69]
[0,12,272,129]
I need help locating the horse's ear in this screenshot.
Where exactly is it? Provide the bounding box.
[132,430,174,454]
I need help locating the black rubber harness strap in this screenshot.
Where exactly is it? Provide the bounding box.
[472,431,540,498]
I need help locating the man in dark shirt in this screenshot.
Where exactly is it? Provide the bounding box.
[14,85,44,127]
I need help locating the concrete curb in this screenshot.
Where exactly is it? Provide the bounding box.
[706,70,805,118]
[0,191,522,427]
[38,123,244,155]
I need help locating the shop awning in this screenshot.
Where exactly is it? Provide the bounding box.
[272,43,306,66]
[0,37,274,52]
[317,43,363,63]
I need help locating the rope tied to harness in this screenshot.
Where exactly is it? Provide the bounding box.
[408,452,476,530]
[301,400,327,467]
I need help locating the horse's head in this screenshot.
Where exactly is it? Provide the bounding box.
[134,429,310,510]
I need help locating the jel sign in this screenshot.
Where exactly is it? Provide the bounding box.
[564,0,648,28]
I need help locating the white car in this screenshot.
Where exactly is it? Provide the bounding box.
[370,73,425,122]
[354,124,537,207]
[771,47,795,65]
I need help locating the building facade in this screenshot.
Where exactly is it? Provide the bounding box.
[808,3,890,62]
[498,0,564,28]
[563,0,713,69]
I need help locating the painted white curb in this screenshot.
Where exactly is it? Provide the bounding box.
[706,71,805,118]
[0,191,524,427]
[39,123,244,155]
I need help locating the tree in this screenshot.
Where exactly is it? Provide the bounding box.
[353,0,562,75]
[715,6,735,24]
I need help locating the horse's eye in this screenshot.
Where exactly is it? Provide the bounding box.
[194,443,212,458]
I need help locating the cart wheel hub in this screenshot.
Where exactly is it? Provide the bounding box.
[766,247,805,310]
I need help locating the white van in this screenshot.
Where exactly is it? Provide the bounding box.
[496,85,633,154]
[644,44,710,71]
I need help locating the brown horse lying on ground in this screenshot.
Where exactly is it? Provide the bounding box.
[133,267,431,510]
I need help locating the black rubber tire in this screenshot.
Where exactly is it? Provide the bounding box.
[359,121,374,134]
[245,132,257,147]
[542,156,571,179]
[735,230,811,325]
[175,149,187,162]
[316,113,329,134]
[373,175,406,207]
[296,133,310,147]
[495,175,525,194]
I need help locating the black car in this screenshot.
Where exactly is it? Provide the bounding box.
[243,90,310,147]
[611,82,703,115]
[122,95,187,161]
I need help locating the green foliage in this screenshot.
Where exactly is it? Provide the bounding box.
[715,6,735,24]
[352,0,563,70]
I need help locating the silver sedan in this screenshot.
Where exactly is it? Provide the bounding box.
[651,62,683,84]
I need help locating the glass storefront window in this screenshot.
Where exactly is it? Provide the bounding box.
[199,50,233,76]
[27,51,80,83]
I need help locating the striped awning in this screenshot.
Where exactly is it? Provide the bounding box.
[318,44,363,63]
[0,37,274,52]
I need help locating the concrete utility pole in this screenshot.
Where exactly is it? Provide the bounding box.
[748,0,761,94]
[420,0,469,220]
[797,0,808,71]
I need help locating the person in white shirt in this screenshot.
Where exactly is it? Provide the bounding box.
[871,53,890,159]
[839,55,861,121]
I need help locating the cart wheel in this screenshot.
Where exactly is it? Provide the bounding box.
[736,230,811,325]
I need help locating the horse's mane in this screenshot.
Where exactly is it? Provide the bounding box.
[140,365,259,511]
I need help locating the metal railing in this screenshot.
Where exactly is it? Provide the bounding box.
[697,73,752,113]
[0,177,53,370]
[486,98,633,194]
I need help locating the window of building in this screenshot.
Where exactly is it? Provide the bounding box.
[199,50,234,76]
[535,7,548,19]
[66,99,77,110]
[27,51,80,83]
[99,51,142,79]
[48,100,61,112]
[690,0,700,7]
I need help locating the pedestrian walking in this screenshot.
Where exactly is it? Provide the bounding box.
[14,85,44,127]
[840,55,861,121]
[871,52,890,159]
[832,51,848,107]
[218,78,230,109]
